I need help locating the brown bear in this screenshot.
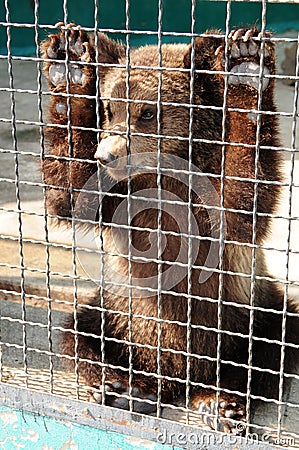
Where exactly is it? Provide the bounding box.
[41,24,298,434]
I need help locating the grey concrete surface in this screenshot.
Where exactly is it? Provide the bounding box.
[0,298,66,372]
[0,59,45,205]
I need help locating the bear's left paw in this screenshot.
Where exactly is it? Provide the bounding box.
[43,23,94,87]
[215,28,274,91]
[89,380,157,414]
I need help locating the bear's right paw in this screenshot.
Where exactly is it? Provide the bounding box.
[197,398,246,435]
[43,23,94,87]
[192,391,246,435]
[215,28,274,92]
[89,380,157,414]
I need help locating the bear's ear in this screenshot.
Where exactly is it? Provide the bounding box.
[89,33,126,83]
[95,32,126,66]
[183,32,223,71]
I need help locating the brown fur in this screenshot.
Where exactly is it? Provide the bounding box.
[41,26,298,430]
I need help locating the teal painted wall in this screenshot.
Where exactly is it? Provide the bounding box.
[0,0,298,55]
[0,406,175,450]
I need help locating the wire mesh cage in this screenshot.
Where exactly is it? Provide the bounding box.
[0,0,299,448]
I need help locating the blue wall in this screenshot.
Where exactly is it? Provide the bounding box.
[0,406,175,450]
[0,0,299,55]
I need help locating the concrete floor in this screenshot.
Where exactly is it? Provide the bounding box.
[0,49,298,445]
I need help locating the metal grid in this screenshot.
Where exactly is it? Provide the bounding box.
[0,0,299,448]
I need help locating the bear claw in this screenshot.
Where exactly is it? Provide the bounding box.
[45,23,92,86]
[215,28,272,91]
[197,399,246,435]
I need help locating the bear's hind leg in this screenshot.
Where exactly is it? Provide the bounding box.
[89,375,158,414]
[63,302,158,414]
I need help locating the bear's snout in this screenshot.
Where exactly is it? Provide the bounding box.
[95,134,127,168]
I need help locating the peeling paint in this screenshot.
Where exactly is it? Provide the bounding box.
[20,429,39,442]
[125,436,156,449]
[60,439,78,450]
[0,411,18,427]
[0,406,175,450]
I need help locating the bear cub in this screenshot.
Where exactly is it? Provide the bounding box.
[41,24,298,435]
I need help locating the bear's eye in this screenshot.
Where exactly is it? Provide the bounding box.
[141,108,156,121]
[107,103,113,121]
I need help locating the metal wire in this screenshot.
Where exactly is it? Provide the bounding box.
[125,0,134,413]
[61,1,81,400]
[33,0,54,395]
[245,0,268,432]
[3,0,28,386]
[185,0,197,423]
[214,0,232,432]
[156,0,163,419]
[277,30,299,439]
[93,0,108,410]
[0,1,299,446]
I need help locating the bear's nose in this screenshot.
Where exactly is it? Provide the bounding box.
[95,147,119,167]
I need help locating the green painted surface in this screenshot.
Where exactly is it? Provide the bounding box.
[0,406,175,450]
[0,0,298,55]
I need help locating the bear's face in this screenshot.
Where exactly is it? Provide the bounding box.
[95,44,192,180]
